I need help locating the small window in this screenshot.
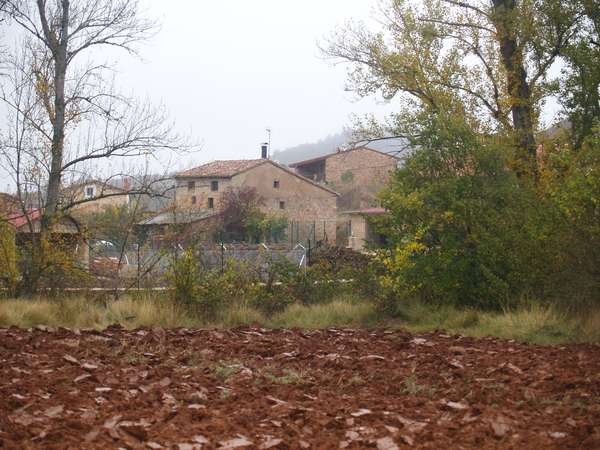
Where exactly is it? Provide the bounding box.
[208,197,214,209]
[211,180,219,192]
[85,186,95,198]
[279,201,285,210]
[273,180,280,189]
[187,181,195,191]
[191,195,197,205]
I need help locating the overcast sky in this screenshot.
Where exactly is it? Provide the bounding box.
[1,0,562,191]
[111,0,396,172]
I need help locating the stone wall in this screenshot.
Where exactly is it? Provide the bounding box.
[174,178,233,210]
[71,184,129,213]
[324,148,397,210]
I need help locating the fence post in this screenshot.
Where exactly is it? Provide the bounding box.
[221,241,225,273]
[136,241,141,290]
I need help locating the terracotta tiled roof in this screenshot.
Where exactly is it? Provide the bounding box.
[176,158,339,196]
[288,146,399,168]
[138,209,219,226]
[176,159,266,178]
[6,209,41,228]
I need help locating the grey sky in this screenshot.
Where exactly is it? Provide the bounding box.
[112,1,396,172]
[1,0,562,192]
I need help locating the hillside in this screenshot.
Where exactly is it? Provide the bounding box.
[272,131,350,165]
[273,131,409,165]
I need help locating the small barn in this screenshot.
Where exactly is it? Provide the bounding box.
[6,209,89,265]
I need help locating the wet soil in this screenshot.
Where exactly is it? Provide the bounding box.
[0,326,599,449]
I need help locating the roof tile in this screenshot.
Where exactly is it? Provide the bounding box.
[176,160,265,178]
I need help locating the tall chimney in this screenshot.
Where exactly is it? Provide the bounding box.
[261,143,268,159]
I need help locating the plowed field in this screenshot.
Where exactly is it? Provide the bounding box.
[1,326,599,449]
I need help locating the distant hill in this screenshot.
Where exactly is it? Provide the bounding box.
[273,131,410,165]
[272,132,351,165]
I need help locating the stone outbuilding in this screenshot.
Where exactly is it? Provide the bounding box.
[339,207,388,252]
[288,146,399,211]
[5,209,89,265]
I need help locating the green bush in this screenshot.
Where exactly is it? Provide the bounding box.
[166,249,355,318]
[0,220,19,297]
[374,113,549,310]
[166,248,200,306]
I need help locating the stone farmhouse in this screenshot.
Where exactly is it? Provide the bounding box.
[288,146,399,211]
[173,154,339,243]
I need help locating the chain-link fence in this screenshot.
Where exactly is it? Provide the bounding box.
[195,243,306,272]
[89,240,307,287]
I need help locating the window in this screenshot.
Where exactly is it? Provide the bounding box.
[211,180,219,192]
[273,180,280,189]
[191,195,197,205]
[187,181,195,191]
[208,197,214,209]
[279,201,285,210]
[85,186,95,199]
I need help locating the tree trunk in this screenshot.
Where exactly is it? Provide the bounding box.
[28,0,70,294]
[491,0,537,178]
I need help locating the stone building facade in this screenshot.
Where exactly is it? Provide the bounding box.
[66,181,129,213]
[174,158,339,243]
[289,147,398,211]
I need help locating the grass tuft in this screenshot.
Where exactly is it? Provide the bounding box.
[269,298,378,329]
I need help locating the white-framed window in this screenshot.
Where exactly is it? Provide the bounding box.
[85,186,95,199]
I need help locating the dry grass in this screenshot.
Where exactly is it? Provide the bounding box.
[0,296,202,330]
[0,294,598,345]
[392,300,600,345]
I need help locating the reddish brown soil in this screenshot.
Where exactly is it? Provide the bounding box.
[0,326,599,450]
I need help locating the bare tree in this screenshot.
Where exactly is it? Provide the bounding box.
[0,0,187,292]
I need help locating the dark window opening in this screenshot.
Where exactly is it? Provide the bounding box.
[211,180,219,192]
[191,195,197,205]
[208,197,214,209]
[85,187,94,198]
[279,201,285,210]
[273,180,280,188]
[187,181,195,191]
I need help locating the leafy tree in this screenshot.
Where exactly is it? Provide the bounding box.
[218,187,265,242]
[77,204,146,251]
[323,0,590,177]
[559,1,600,147]
[217,187,288,243]
[538,128,600,305]
[375,112,547,309]
[324,0,600,310]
